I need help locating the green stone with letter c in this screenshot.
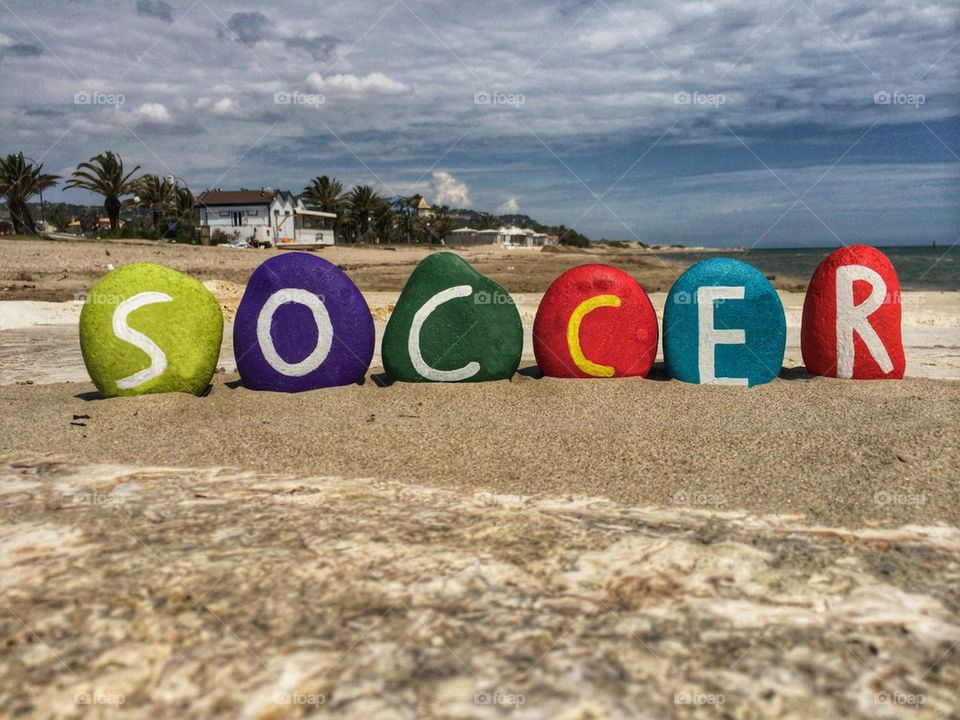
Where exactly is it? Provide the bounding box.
[382,252,522,382]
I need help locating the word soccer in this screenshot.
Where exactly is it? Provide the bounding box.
[78,245,905,398]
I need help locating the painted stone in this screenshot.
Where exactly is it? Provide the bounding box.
[79,263,223,397]
[663,257,785,386]
[233,253,375,392]
[801,245,905,379]
[533,264,658,378]
[382,252,522,382]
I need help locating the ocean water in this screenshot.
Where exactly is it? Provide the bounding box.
[647,245,958,291]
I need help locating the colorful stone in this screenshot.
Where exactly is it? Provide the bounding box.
[381,252,522,382]
[663,257,785,386]
[533,264,658,378]
[801,245,905,379]
[79,263,223,397]
[233,253,375,392]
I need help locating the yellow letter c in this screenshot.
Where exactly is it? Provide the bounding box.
[566,294,621,377]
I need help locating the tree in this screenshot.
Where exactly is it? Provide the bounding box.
[346,184,383,242]
[302,176,347,214]
[65,151,140,231]
[0,153,59,234]
[130,174,176,229]
[174,186,195,223]
[302,175,347,238]
[371,202,396,244]
[424,205,453,244]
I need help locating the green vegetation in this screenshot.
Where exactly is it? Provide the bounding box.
[2,150,590,245]
[65,151,140,231]
[0,153,59,234]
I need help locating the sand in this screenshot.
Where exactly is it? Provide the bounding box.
[0,236,806,303]
[2,237,959,718]
[1,372,958,528]
[2,458,958,719]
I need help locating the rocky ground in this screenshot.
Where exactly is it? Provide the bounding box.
[1,459,957,719]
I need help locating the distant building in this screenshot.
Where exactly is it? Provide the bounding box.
[415,196,433,219]
[444,224,551,248]
[195,189,336,246]
[67,217,114,232]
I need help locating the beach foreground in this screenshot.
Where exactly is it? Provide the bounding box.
[1,459,957,719]
[1,374,958,527]
[2,239,958,719]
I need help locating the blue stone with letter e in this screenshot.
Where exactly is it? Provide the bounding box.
[663,257,785,387]
[233,253,375,391]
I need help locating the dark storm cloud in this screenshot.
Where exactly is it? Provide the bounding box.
[227,11,270,44]
[136,0,173,22]
[1,41,42,58]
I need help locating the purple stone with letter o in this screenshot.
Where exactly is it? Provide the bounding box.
[234,253,375,391]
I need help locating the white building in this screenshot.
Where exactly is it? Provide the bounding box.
[497,225,549,248]
[195,189,337,246]
[444,225,550,248]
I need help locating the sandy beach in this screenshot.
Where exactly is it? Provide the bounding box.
[2,238,958,719]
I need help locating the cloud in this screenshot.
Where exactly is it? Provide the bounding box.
[136,0,173,22]
[497,197,520,214]
[196,97,242,117]
[306,72,409,95]
[0,32,42,59]
[132,102,172,125]
[286,35,341,61]
[227,11,270,44]
[432,171,471,207]
[3,0,957,244]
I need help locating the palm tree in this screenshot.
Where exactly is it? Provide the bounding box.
[130,174,177,229]
[0,153,59,234]
[303,175,347,239]
[371,202,396,244]
[64,151,140,231]
[424,204,453,244]
[346,184,383,242]
[302,175,347,215]
[174,186,195,223]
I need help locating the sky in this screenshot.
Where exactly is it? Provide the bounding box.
[1,0,958,246]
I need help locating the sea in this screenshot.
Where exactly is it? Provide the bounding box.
[646,245,958,291]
